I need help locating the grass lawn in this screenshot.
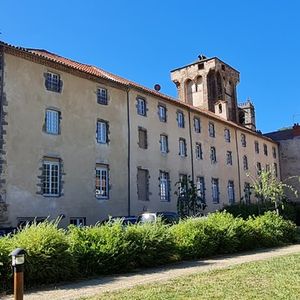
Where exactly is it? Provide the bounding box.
[83,253,300,300]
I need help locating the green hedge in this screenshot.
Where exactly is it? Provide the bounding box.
[0,212,297,293]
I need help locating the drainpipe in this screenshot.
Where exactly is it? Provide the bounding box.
[188,109,194,182]
[126,88,131,216]
[234,128,242,201]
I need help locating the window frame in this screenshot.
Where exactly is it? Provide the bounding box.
[228,180,235,204]
[70,217,86,226]
[97,87,108,105]
[179,138,187,157]
[210,146,217,164]
[45,109,60,135]
[224,128,231,142]
[45,71,62,93]
[241,133,247,147]
[194,117,201,133]
[137,168,149,201]
[226,151,233,165]
[96,120,108,144]
[255,141,260,154]
[243,155,248,170]
[209,122,215,138]
[177,111,185,128]
[196,176,205,202]
[42,160,60,197]
[158,105,167,122]
[159,171,170,202]
[211,178,220,204]
[195,142,203,160]
[160,134,168,154]
[137,97,147,116]
[95,165,109,200]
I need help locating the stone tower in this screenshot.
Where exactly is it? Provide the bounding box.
[238,99,256,131]
[170,55,240,123]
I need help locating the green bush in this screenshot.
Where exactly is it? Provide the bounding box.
[68,221,131,275]
[247,211,298,247]
[0,211,297,293]
[170,217,218,259]
[10,221,77,287]
[125,221,177,267]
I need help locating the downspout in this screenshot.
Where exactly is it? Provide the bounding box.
[126,88,131,216]
[234,128,242,201]
[188,109,194,182]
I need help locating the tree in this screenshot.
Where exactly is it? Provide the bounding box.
[175,176,207,218]
[247,170,299,215]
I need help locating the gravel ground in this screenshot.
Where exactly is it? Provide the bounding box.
[3,244,300,300]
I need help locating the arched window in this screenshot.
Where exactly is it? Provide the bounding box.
[185,79,194,104]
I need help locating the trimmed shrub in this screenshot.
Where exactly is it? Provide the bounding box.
[68,221,131,275]
[125,221,177,267]
[170,217,218,259]
[0,236,12,292]
[247,211,298,247]
[10,221,76,287]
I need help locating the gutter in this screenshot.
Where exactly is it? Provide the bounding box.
[126,88,131,216]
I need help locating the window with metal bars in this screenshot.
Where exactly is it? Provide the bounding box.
[159,171,170,201]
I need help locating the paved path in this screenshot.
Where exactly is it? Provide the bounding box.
[3,244,300,300]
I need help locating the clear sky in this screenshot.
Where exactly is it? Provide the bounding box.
[1,0,300,133]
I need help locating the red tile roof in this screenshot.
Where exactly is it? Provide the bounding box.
[0,40,277,144]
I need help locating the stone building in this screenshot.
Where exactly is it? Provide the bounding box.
[265,124,300,202]
[0,41,280,227]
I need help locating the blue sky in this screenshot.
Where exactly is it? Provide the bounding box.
[2,0,300,132]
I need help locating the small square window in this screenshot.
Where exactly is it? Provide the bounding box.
[45,109,60,135]
[97,88,108,105]
[137,97,147,116]
[209,122,215,137]
[45,72,62,93]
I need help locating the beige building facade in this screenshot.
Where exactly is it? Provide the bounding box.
[0,41,280,227]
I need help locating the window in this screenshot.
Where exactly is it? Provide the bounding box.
[241,133,246,147]
[257,162,262,175]
[243,155,248,170]
[228,181,235,204]
[224,128,231,142]
[159,171,170,201]
[274,163,278,177]
[137,168,149,201]
[265,164,270,172]
[95,165,109,199]
[45,109,60,134]
[179,138,187,157]
[45,72,62,93]
[194,117,201,133]
[210,146,217,164]
[177,111,185,128]
[263,144,268,156]
[226,151,233,165]
[158,105,167,122]
[70,218,86,226]
[195,143,203,160]
[97,88,108,105]
[211,178,219,203]
[272,146,277,159]
[244,182,251,204]
[96,120,108,144]
[42,159,60,196]
[138,128,147,149]
[137,97,147,116]
[255,141,259,154]
[196,176,205,201]
[179,174,188,196]
[160,134,168,154]
[209,122,215,137]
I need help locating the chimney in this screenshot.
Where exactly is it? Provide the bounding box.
[293,123,300,137]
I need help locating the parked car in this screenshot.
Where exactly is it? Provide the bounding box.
[101,216,138,226]
[137,212,179,224]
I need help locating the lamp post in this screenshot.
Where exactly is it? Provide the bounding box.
[9,248,26,300]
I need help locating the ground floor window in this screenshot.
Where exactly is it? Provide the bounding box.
[160,171,170,201]
[212,178,219,203]
[96,165,109,199]
[42,159,60,196]
[70,217,86,226]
